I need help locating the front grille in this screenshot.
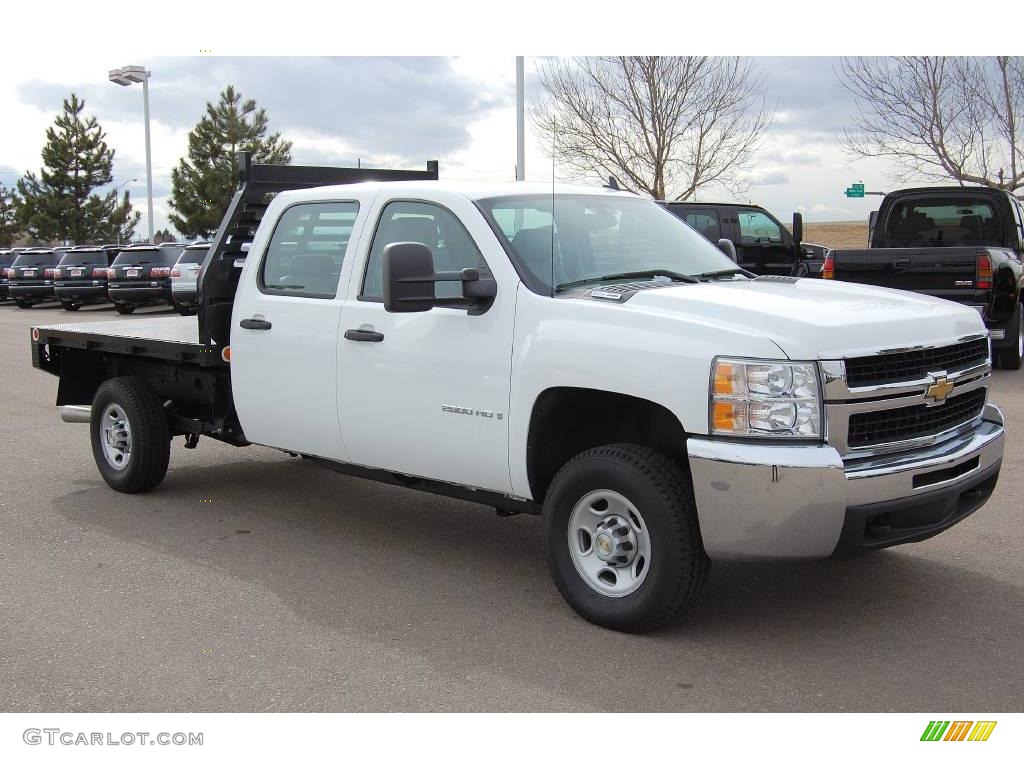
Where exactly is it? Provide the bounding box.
[847,389,986,448]
[845,339,989,387]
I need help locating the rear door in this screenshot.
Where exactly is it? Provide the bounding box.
[230,195,369,460]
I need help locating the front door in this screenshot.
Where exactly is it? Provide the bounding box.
[338,194,516,494]
[734,208,798,275]
[231,198,365,460]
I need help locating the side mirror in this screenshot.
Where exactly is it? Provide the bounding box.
[717,238,737,262]
[792,211,804,244]
[383,241,497,314]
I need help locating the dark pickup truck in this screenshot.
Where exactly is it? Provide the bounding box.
[826,187,1024,369]
[664,201,828,277]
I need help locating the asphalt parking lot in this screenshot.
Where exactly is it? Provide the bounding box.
[1,299,1022,712]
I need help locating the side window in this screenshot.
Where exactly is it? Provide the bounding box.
[362,201,487,301]
[260,201,359,298]
[738,210,783,244]
[684,210,721,242]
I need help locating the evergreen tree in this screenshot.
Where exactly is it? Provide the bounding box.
[169,85,292,238]
[0,183,19,246]
[152,227,175,243]
[15,94,139,244]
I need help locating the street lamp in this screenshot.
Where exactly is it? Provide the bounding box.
[109,65,154,243]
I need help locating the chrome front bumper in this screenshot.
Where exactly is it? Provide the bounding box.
[687,403,1005,560]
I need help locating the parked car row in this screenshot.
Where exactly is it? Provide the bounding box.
[0,242,209,314]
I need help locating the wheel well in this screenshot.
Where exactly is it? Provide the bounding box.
[526,387,688,503]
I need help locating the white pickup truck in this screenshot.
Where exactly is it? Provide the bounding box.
[31,155,1006,632]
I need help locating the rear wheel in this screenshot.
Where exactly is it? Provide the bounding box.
[996,303,1023,371]
[543,443,709,633]
[114,303,135,315]
[15,299,32,309]
[90,377,170,493]
[173,301,197,316]
[61,301,80,312]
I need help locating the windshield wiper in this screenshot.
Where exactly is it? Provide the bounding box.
[691,268,755,280]
[555,269,699,293]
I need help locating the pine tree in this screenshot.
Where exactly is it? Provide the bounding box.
[15,94,139,244]
[0,183,19,246]
[152,227,174,243]
[169,85,292,238]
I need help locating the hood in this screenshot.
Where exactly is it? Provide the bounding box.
[621,277,987,360]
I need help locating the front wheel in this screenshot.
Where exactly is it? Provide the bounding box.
[543,443,709,633]
[996,303,1023,371]
[90,377,170,493]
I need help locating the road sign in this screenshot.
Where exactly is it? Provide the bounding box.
[845,187,865,198]
[852,182,864,191]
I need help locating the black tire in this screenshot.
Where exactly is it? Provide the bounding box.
[996,303,1023,371]
[114,303,136,315]
[173,302,197,316]
[61,301,80,312]
[543,443,709,633]
[15,300,32,309]
[90,377,170,493]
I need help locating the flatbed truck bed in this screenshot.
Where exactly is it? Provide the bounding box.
[32,316,222,367]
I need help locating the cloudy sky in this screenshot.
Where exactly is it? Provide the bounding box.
[0,56,895,237]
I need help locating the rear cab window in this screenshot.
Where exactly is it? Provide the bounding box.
[259,201,360,298]
[884,198,1000,246]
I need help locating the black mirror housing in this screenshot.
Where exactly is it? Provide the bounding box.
[383,242,437,313]
[383,241,498,314]
[792,211,804,244]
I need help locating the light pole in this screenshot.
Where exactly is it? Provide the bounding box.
[109,65,154,243]
[515,56,525,181]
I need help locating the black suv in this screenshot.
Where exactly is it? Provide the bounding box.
[0,248,23,302]
[663,202,828,277]
[107,244,178,313]
[53,245,120,311]
[8,248,59,308]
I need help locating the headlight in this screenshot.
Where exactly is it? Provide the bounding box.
[711,358,822,438]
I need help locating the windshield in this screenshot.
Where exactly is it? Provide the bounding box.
[59,251,106,267]
[112,249,162,265]
[478,194,737,293]
[13,252,57,267]
[883,197,1000,246]
[177,247,209,265]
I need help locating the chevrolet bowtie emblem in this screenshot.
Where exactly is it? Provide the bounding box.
[925,376,955,404]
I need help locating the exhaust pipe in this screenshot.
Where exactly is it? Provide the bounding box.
[60,405,92,424]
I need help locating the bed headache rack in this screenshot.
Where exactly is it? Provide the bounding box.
[197,151,440,346]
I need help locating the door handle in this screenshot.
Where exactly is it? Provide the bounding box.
[893,257,912,267]
[344,328,384,342]
[239,317,272,330]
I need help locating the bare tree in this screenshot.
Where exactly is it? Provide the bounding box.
[531,57,772,200]
[839,56,1024,192]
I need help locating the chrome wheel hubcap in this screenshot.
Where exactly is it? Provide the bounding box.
[568,489,651,597]
[100,404,132,470]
